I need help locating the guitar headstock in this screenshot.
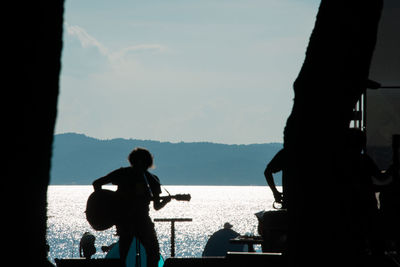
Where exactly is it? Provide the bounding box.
[173,194,191,201]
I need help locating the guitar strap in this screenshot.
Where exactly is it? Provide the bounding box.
[145,171,171,197]
[142,172,154,198]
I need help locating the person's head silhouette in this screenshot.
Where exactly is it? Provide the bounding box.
[128,147,154,170]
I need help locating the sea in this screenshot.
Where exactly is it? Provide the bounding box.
[47,185,278,263]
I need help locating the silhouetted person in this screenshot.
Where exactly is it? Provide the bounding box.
[202,223,244,256]
[345,129,386,254]
[79,232,96,259]
[92,147,171,267]
[264,149,285,207]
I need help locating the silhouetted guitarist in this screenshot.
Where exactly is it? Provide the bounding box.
[92,147,171,267]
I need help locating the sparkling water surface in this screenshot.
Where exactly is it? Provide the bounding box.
[47,185,277,262]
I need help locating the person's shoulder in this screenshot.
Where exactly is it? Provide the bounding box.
[147,171,160,183]
[147,172,162,195]
[213,228,239,239]
[108,167,132,183]
[110,166,131,175]
[267,149,285,170]
[223,228,239,236]
[275,149,285,159]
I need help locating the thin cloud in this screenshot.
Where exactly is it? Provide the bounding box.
[109,44,167,61]
[122,44,167,53]
[65,23,108,55]
[65,23,167,60]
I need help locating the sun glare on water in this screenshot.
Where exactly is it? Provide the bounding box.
[47,185,276,261]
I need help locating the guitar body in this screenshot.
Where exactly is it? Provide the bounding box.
[86,190,191,231]
[86,189,119,231]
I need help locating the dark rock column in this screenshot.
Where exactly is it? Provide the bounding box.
[283,1,382,266]
[4,1,64,266]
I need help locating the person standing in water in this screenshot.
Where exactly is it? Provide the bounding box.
[92,147,171,267]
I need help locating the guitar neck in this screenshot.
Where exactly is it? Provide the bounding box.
[159,194,191,201]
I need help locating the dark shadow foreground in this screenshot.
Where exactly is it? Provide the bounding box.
[283,0,386,266]
[4,1,64,266]
[4,0,399,267]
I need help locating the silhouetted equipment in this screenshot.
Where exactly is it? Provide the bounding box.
[256,210,288,253]
[153,218,192,257]
[86,190,191,231]
[229,236,263,253]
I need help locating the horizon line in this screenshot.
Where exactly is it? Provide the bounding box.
[55,132,284,146]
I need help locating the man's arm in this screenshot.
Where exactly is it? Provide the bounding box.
[92,168,125,190]
[92,176,113,191]
[264,166,283,202]
[92,172,116,191]
[264,149,284,202]
[148,173,171,210]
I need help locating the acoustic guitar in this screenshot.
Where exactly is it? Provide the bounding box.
[86,189,191,231]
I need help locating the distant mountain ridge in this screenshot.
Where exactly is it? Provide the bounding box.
[50,133,283,185]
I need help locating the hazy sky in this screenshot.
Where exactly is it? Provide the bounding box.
[56,0,320,144]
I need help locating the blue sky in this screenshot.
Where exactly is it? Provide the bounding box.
[56,0,320,144]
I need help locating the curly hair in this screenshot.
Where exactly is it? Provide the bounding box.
[128,147,154,169]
